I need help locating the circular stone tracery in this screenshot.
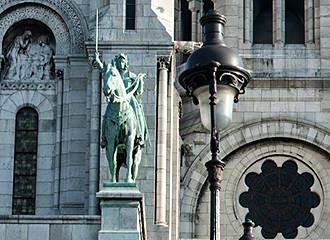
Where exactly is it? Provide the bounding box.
[239,159,320,239]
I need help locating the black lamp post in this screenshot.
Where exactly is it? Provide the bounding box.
[179,10,251,240]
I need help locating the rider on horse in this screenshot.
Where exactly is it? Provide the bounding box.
[112,53,148,148]
[95,52,149,182]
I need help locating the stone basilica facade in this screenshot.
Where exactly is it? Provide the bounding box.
[0,0,329,239]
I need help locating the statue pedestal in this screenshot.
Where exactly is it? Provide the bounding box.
[96,182,146,240]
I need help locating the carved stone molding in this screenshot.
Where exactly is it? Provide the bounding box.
[0,82,56,90]
[0,0,87,54]
[174,41,202,54]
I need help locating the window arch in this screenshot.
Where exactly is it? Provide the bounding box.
[12,107,38,215]
[253,0,273,44]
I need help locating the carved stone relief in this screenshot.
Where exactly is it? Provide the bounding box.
[4,31,55,82]
[0,82,56,90]
[0,5,70,56]
[0,0,86,55]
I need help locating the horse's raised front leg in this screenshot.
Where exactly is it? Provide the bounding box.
[106,141,117,183]
[132,146,142,181]
[100,117,107,148]
[125,132,136,183]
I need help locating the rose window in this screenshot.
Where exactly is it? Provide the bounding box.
[239,159,320,239]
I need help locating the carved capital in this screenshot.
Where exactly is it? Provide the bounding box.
[188,0,201,12]
[55,69,64,80]
[157,56,171,70]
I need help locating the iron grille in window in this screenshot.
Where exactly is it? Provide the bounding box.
[126,0,136,30]
[12,107,38,215]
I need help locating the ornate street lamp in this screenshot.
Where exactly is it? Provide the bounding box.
[179,10,251,240]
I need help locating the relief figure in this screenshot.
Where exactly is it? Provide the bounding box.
[5,30,32,80]
[4,32,54,81]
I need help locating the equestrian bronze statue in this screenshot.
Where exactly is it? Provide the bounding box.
[95,52,149,183]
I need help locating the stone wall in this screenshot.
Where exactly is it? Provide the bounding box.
[0,215,100,240]
[0,1,181,239]
[0,88,57,215]
[178,1,330,239]
[195,139,330,239]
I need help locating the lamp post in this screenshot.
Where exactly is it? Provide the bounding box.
[239,219,255,240]
[178,10,251,240]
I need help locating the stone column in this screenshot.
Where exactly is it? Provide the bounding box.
[59,55,89,214]
[274,0,284,47]
[243,0,253,45]
[320,0,330,74]
[306,0,315,45]
[53,56,67,212]
[171,92,181,240]
[166,56,174,237]
[314,0,320,47]
[88,57,101,215]
[191,10,198,42]
[155,56,170,225]
[196,10,202,42]
[189,0,201,42]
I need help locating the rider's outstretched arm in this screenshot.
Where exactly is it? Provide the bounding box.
[95,51,104,71]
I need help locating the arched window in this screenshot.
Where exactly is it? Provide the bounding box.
[126,0,136,30]
[285,0,305,44]
[12,107,38,215]
[253,0,273,44]
[181,0,192,41]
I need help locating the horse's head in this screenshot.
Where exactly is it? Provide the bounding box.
[106,63,120,80]
[105,63,127,100]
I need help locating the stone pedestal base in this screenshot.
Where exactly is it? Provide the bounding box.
[96,183,146,240]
